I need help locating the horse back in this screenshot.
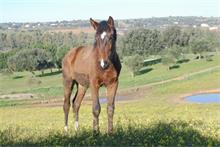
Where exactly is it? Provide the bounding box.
[62,46,92,79]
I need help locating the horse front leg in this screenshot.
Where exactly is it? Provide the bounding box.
[106,81,118,134]
[91,81,101,132]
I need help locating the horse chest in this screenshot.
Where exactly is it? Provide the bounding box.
[99,68,118,85]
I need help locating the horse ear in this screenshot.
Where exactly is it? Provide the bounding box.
[107,16,114,28]
[90,18,99,30]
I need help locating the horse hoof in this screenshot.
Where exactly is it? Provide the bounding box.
[75,121,79,131]
[64,126,68,132]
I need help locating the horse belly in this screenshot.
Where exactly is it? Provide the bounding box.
[71,47,92,87]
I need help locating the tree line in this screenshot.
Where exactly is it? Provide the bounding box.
[122,26,219,76]
[123,26,219,56]
[0,26,219,75]
[0,31,93,73]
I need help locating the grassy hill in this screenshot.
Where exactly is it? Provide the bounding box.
[0,53,220,97]
[0,53,220,145]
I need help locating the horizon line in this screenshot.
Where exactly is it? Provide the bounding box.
[1,15,220,24]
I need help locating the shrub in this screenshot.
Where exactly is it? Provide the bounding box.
[123,54,144,77]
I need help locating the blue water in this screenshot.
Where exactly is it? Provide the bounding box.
[99,96,128,104]
[186,93,220,103]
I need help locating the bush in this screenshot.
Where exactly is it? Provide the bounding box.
[7,48,52,73]
[162,55,176,70]
[161,47,181,70]
[123,54,144,77]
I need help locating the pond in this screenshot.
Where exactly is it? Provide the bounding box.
[186,93,220,103]
[99,96,129,104]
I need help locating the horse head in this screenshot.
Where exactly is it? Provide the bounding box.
[90,16,117,70]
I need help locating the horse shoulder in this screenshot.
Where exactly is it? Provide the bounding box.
[62,47,85,78]
[63,46,85,65]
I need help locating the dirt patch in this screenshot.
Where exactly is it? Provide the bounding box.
[29,86,151,107]
[0,93,37,100]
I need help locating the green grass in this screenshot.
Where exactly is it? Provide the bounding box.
[0,53,220,145]
[119,53,220,89]
[0,69,220,145]
[0,99,28,107]
[0,121,219,146]
[0,70,63,96]
[0,53,220,97]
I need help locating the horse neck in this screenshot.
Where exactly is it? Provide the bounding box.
[91,47,100,64]
[92,45,117,62]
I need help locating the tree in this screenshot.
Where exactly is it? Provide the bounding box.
[55,47,70,69]
[0,51,17,70]
[7,50,36,72]
[123,29,163,56]
[161,55,176,70]
[34,48,53,73]
[0,49,19,70]
[123,54,144,77]
[162,26,181,47]
[162,26,192,48]
[161,47,181,70]
[7,48,52,74]
[189,37,213,59]
[116,35,124,59]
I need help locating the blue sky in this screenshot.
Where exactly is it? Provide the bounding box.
[0,0,219,23]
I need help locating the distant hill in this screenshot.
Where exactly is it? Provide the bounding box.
[1,16,220,32]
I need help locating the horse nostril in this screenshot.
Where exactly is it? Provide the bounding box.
[104,61,109,69]
[104,61,108,65]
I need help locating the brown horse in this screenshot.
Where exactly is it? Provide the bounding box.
[62,16,121,133]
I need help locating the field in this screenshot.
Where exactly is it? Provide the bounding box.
[0,53,220,145]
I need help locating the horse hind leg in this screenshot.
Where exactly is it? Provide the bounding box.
[72,84,87,131]
[63,79,75,132]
